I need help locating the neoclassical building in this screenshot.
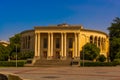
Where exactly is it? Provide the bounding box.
[21,24,109,63]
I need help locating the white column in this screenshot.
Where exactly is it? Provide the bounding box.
[51,33,53,57]
[48,33,51,57]
[38,33,40,57]
[64,33,67,57]
[61,33,64,57]
[35,33,38,57]
[77,33,80,58]
[75,33,78,58]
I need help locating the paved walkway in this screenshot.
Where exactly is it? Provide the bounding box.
[0,66,120,80]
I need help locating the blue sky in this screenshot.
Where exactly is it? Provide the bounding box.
[0,0,120,40]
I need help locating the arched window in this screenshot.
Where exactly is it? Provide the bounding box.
[94,36,97,46]
[90,35,93,43]
[98,37,100,48]
[101,38,104,51]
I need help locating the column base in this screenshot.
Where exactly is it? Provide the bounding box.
[73,57,80,60]
[32,56,40,64]
[60,56,66,60]
[47,56,53,60]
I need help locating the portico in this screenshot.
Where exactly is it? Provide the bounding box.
[34,32,80,60]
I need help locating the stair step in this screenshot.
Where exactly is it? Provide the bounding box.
[34,59,72,66]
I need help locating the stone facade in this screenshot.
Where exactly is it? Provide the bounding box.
[21,24,109,62]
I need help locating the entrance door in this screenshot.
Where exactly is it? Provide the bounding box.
[68,51,73,59]
[43,51,47,59]
[56,51,60,59]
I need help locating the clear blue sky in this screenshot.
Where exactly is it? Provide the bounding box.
[0,0,120,41]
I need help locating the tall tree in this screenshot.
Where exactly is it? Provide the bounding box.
[108,17,120,61]
[0,44,9,61]
[9,33,21,59]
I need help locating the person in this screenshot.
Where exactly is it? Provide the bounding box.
[71,58,74,66]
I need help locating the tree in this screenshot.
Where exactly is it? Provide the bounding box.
[108,17,120,61]
[115,50,120,59]
[81,43,100,61]
[9,33,21,60]
[0,44,9,61]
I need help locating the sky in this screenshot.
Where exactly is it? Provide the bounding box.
[0,0,120,41]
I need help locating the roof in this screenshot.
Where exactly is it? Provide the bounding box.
[81,29,109,37]
[34,23,83,30]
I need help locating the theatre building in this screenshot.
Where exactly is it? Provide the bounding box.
[21,24,109,65]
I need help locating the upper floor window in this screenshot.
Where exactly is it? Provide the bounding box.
[43,38,48,48]
[68,38,73,48]
[56,38,60,48]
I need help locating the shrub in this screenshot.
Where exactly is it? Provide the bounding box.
[80,62,116,67]
[113,59,120,65]
[98,55,106,62]
[18,51,34,60]
[0,61,25,67]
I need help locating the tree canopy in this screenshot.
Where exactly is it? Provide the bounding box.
[81,43,100,61]
[0,44,9,61]
[108,17,120,61]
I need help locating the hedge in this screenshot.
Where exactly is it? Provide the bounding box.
[0,61,25,67]
[80,62,117,67]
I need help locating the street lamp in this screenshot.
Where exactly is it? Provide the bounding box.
[82,34,87,67]
[16,44,17,67]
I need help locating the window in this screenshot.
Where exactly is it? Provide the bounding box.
[56,38,60,48]
[90,36,93,43]
[43,38,48,48]
[68,38,73,48]
[28,36,30,49]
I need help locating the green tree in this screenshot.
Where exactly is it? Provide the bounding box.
[81,43,100,61]
[0,44,9,61]
[108,17,120,61]
[9,33,21,60]
[115,50,120,59]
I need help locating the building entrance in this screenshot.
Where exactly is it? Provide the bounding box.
[55,51,60,59]
[68,51,73,59]
[43,51,47,59]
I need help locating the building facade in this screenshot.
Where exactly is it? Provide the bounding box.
[21,24,109,62]
[0,40,10,47]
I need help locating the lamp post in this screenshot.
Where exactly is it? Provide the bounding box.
[16,44,17,67]
[83,46,84,67]
[82,34,87,67]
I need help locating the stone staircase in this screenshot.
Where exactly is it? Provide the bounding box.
[33,59,72,67]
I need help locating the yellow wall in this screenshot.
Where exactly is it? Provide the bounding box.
[21,25,109,59]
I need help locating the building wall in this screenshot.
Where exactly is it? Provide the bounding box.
[0,40,10,47]
[80,29,109,57]
[21,30,35,52]
[21,25,109,60]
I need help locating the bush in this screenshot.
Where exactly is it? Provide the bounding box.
[18,51,34,60]
[10,51,34,60]
[113,59,120,65]
[98,55,106,62]
[80,62,116,67]
[0,61,25,67]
